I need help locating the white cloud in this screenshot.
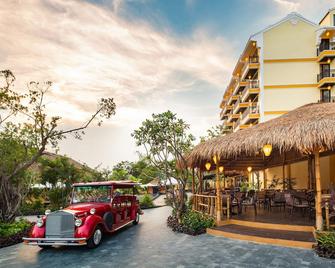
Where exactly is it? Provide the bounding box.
[273,0,300,12]
[0,0,235,166]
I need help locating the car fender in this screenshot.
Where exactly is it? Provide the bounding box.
[75,215,103,238]
[30,224,45,238]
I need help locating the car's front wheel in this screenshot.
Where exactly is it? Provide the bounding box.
[38,245,52,249]
[87,226,103,249]
[133,212,140,225]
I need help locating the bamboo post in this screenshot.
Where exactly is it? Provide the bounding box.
[192,168,195,194]
[210,197,215,216]
[315,150,323,231]
[227,195,230,220]
[325,201,330,230]
[207,196,210,214]
[215,164,222,223]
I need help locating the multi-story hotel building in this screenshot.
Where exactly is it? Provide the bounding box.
[220,9,335,189]
[220,9,335,133]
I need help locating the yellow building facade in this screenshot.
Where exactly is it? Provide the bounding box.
[220,10,335,190]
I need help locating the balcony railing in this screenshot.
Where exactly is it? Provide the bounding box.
[317,42,335,55]
[317,69,335,82]
[241,104,259,121]
[241,80,259,97]
[248,56,259,63]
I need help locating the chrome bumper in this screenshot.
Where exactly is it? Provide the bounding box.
[22,237,87,246]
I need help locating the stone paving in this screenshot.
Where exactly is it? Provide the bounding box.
[1,206,335,268]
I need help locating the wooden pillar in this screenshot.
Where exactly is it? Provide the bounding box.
[264,170,267,189]
[308,156,312,190]
[191,168,195,194]
[215,165,222,223]
[326,201,330,230]
[315,150,323,231]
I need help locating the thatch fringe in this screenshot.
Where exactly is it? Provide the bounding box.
[187,102,335,168]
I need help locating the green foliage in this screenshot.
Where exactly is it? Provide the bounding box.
[316,231,335,249]
[182,210,215,233]
[20,200,44,216]
[39,156,82,188]
[0,219,32,238]
[48,188,71,210]
[0,70,116,222]
[140,194,154,208]
[132,111,194,220]
[200,124,232,142]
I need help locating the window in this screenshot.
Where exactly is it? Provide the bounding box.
[321,90,331,102]
[333,14,335,26]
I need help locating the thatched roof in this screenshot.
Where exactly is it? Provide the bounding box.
[187,102,335,170]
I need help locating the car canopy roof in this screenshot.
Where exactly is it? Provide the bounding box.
[72,180,138,188]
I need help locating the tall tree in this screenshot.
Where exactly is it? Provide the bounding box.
[132,111,194,222]
[0,70,116,222]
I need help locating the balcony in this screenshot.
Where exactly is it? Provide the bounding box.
[227,112,241,123]
[241,80,260,102]
[317,69,335,88]
[232,96,249,114]
[227,95,239,106]
[232,78,248,96]
[240,104,260,125]
[241,56,260,80]
[220,105,233,120]
[317,41,335,62]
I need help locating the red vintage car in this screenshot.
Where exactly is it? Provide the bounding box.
[23,181,142,248]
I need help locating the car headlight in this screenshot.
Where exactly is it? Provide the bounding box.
[90,208,96,215]
[74,218,83,227]
[36,218,44,228]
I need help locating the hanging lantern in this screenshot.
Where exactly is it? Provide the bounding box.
[262,144,273,157]
[219,166,224,173]
[213,155,220,164]
[205,162,211,171]
[247,166,252,173]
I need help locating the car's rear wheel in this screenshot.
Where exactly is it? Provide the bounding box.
[133,212,140,225]
[87,226,103,249]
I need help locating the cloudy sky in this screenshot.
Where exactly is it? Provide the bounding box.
[0,0,334,169]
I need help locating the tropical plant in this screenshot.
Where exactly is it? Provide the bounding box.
[140,194,154,209]
[132,111,195,222]
[0,70,116,222]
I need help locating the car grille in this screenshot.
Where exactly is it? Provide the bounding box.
[45,211,74,238]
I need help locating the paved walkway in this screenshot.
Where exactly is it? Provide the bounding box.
[153,194,166,207]
[1,206,335,268]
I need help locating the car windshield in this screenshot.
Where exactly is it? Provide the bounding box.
[72,185,111,203]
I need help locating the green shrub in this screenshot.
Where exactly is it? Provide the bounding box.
[182,210,215,233]
[140,194,154,208]
[48,188,70,210]
[0,219,32,238]
[315,231,335,259]
[316,231,335,249]
[20,200,44,216]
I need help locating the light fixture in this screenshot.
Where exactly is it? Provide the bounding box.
[327,59,331,64]
[326,31,330,37]
[328,86,332,90]
[213,155,220,164]
[205,162,211,171]
[245,57,248,61]
[262,144,273,157]
[247,166,252,172]
[219,166,224,173]
[252,42,256,46]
